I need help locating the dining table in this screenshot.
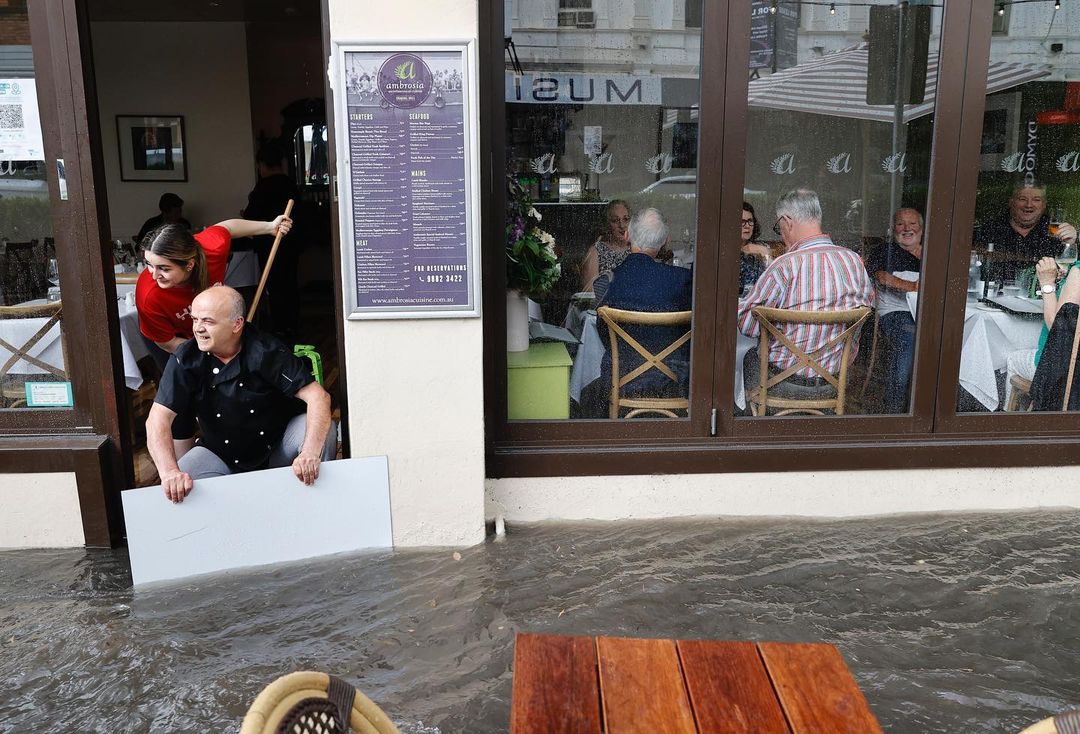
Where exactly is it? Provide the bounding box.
[907,291,1043,410]
[1,296,149,390]
[511,632,883,733]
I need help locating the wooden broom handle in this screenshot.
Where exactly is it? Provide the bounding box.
[1062,304,1080,411]
[247,199,294,322]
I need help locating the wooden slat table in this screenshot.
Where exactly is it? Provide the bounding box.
[510,633,883,734]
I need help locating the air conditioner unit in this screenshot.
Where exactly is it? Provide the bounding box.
[574,10,595,28]
[558,10,595,29]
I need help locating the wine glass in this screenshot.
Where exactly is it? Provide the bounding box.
[46,257,59,286]
[1056,240,1077,276]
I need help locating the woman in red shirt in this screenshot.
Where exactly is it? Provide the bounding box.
[136,216,291,357]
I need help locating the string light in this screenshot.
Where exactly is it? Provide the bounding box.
[1054,0,1060,9]
[830,2,836,13]
[769,2,777,14]
[997,4,1005,15]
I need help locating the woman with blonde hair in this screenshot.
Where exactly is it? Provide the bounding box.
[579,199,631,291]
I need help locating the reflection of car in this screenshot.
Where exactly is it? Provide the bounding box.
[639,176,765,199]
[640,175,697,198]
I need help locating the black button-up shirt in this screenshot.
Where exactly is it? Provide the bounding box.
[155,326,315,472]
[973,213,1062,282]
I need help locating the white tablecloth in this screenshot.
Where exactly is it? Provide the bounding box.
[1,299,148,390]
[568,312,754,408]
[569,312,603,402]
[907,292,1042,410]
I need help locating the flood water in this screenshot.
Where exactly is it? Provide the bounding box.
[2,511,1079,732]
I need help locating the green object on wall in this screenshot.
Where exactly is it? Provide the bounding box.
[507,342,573,420]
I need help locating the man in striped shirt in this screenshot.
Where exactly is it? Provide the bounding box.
[737,188,875,392]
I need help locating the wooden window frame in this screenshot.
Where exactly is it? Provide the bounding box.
[0,0,129,546]
[483,0,1080,478]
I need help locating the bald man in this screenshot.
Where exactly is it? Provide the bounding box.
[146,285,335,503]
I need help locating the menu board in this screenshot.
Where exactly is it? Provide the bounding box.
[337,44,479,319]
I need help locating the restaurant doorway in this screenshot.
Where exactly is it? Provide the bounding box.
[81,0,347,488]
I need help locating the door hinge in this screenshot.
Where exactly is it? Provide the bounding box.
[710,407,718,436]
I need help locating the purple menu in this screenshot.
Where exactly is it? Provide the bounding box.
[343,50,472,315]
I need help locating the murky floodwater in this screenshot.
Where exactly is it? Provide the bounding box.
[2,511,1079,732]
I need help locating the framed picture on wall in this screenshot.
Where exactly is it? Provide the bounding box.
[979,93,1021,172]
[116,115,187,182]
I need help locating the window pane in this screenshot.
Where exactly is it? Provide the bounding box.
[505,0,702,421]
[957,4,1079,414]
[736,0,943,418]
[0,5,70,416]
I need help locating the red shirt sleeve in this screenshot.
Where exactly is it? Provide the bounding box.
[196,225,233,286]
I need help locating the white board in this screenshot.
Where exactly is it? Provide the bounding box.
[122,457,392,587]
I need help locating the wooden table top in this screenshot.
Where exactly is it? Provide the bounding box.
[510,633,883,734]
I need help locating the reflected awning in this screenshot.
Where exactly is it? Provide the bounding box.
[747,44,1050,123]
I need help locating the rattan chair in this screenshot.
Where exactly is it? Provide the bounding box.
[596,306,692,419]
[240,671,399,734]
[748,305,872,416]
[0,301,65,407]
[1018,709,1080,733]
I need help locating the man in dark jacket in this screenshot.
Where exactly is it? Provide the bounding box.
[584,208,692,415]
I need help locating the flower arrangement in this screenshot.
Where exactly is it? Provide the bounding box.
[506,176,561,298]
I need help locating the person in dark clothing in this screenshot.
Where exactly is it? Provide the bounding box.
[146,286,335,503]
[865,208,924,413]
[244,140,301,337]
[135,192,191,245]
[973,182,1076,283]
[582,208,693,416]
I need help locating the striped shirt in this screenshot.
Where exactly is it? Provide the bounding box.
[737,234,875,378]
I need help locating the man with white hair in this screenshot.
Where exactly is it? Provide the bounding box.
[146,285,336,503]
[586,208,693,412]
[737,188,874,400]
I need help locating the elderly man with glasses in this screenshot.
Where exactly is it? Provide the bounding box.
[737,188,875,403]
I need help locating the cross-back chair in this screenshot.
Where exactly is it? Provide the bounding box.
[0,301,65,407]
[596,305,692,419]
[748,305,871,417]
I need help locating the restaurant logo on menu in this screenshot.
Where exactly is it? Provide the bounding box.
[377,53,432,109]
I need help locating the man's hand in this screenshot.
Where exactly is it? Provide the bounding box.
[1037,256,1061,286]
[161,469,193,503]
[1055,222,1077,246]
[292,452,321,486]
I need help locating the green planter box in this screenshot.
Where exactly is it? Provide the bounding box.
[507,342,573,420]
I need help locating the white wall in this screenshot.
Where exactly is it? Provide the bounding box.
[0,472,84,548]
[487,467,1080,522]
[328,0,486,547]
[90,22,255,241]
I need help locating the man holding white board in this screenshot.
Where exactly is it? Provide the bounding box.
[146,286,335,503]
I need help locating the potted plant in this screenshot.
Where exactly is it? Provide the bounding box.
[505,176,561,351]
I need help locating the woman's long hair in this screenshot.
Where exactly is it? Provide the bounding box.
[142,224,207,292]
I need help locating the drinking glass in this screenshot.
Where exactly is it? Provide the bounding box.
[1049,208,1065,239]
[1056,241,1077,271]
[46,257,59,286]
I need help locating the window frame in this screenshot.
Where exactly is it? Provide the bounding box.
[483,0,1080,478]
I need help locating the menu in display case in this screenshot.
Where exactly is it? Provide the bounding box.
[336,44,479,319]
